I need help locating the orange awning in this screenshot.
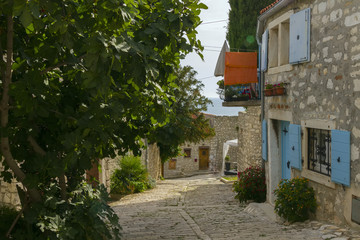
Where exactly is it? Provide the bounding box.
[224,52,258,85]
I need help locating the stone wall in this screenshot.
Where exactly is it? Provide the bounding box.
[0,179,20,208]
[237,106,262,172]
[140,143,161,180]
[262,0,360,227]
[102,143,162,190]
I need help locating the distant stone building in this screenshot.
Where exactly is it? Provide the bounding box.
[164,114,239,178]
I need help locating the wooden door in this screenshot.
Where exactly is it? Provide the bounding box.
[199,147,209,170]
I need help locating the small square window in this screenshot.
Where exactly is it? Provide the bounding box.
[308,128,331,176]
[184,149,191,158]
[169,159,176,170]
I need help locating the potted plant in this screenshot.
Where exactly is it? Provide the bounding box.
[273,82,286,95]
[264,83,273,96]
[225,155,231,171]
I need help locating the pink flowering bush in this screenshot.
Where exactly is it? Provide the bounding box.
[232,166,266,203]
[274,177,317,222]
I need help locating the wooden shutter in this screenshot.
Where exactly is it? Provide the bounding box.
[261,29,268,71]
[331,130,350,186]
[289,8,311,64]
[262,119,267,161]
[289,124,302,170]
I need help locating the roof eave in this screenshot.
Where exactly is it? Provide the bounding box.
[256,0,296,45]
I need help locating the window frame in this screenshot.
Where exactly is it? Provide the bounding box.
[307,128,331,176]
[301,119,336,189]
[267,10,294,75]
[184,148,191,158]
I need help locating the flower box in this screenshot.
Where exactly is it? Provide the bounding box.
[265,89,273,96]
[273,87,285,96]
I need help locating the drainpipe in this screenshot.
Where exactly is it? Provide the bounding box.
[256,0,295,169]
[258,45,265,170]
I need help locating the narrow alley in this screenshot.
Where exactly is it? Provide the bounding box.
[111,174,360,240]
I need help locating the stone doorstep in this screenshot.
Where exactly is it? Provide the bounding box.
[244,202,277,222]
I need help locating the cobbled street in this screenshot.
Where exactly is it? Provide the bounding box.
[111,174,360,240]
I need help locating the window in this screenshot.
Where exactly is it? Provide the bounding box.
[264,8,311,74]
[301,120,350,187]
[267,11,293,73]
[307,128,331,176]
[169,159,176,170]
[184,148,191,158]
[269,21,289,68]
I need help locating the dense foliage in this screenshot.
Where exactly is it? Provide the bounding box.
[0,205,24,239]
[0,0,207,237]
[151,66,215,162]
[233,166,266,203]
[274,178,317,222]
[227,0,274,51]
[110,155,155,195]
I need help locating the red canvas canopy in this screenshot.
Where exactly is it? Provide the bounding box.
[224,52,258,85]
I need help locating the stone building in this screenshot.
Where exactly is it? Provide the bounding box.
[164,114,239,178]
[257,0,360,227]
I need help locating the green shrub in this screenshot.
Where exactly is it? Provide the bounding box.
[110,155,154,195]
[33,182,121,240]
[274,177,317,222]
[232,166,266,203]
[2,183,121,240]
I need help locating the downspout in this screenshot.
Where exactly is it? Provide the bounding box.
[256,0,295,169]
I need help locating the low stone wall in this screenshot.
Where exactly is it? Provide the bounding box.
[237,106,262,172]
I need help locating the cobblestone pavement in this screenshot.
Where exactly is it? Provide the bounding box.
[111,174,360,240]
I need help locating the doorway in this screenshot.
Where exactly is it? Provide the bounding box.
[199,147,209,170]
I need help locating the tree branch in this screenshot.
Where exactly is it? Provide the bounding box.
[27,136,46,156]
[0,16,41,203]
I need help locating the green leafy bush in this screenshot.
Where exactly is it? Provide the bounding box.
[232,166,266,203]
[274,177,317,222]
[2,183,121,240]
[110,155,154,195]
[33,182,121,240]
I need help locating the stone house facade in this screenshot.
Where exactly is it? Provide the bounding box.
[258,0,360,227]
[164,114,239,178]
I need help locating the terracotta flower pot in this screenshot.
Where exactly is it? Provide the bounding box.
[265,89,273,96]
[273,87,285,95]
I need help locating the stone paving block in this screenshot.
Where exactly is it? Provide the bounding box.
[112,174,360,240]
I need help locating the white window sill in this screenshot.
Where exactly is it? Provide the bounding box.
[268,64,293,75]
[301,169,336,189]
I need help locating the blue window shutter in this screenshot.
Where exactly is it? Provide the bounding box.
[331,130,350,186]
[261,29,268,71]
[289,124,302,170]
[262,119,267,161]
[289,8,311,64]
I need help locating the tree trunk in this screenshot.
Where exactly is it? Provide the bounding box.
[0,16,41,203]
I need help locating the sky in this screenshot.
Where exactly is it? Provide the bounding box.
[181,0,230,98]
